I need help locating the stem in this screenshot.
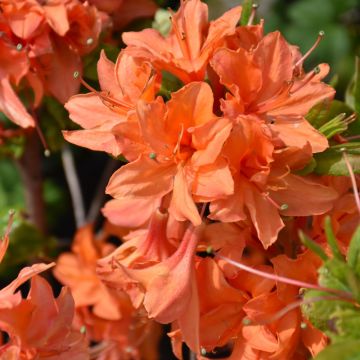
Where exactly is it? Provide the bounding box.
[16,131,46,234]
[216,254,353,298]
[189,350,196,360]
[87,158,118,223]
[61,144,86,228]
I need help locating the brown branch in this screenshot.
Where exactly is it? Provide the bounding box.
[16,130,46,234]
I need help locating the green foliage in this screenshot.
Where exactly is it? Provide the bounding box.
[313,143,360,176]
[315,340,360,360]
[0,220,56,281]
[0,160,24,210]
[302,224,360,359]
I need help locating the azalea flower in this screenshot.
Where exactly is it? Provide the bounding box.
[211,31,335,153]
[0,276,89,359]
[54,225,122,320]
[64,50,160,157]
[0,0,104,127]
[122,0,241,83]
[103,81,234,227]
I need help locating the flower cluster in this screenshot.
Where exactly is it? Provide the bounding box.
[0,214,88,359]
[0,0,103,128]
[60,0,357,358]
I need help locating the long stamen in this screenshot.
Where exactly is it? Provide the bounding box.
[294,31,325,69]
[342,150,360,217]
[216,253,353,298]
[243,294,357,326]
[289,66,320,94]
[73,71,133,110]
[263,192,288,211]
[173,123,184,155]
[247,4,259,25]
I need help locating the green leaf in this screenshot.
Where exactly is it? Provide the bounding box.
[315,340,360,360]
[330,308,360,341]
[239,0,253,26]
[302,289,352,332]
[318,113,348,139]
[306,100,354,131]
[314,144,360,176]
[347,226,360,274]
[324,216,344,261]
[318,258,352,293]
[299,230,328,261]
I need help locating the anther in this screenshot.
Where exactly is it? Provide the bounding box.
[149,152,157,160]
[242,318,252,325]
[206,246,213,254]
[80,326,86,334]
[280,203,289,211]
[44,149,51,157]
[73,71,80,79]
[16,43,23,51]
[313,66,321,74]
[86,37,94,45]
[300,322,307,329]
[200,348,207,356]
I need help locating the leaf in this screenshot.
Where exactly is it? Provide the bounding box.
[314,144,360,176]
[330,308,360,341]
[324,216,344,261]
[347,226,360,274]
[318,258,353,293]
[318,113,348,139]
[239,0,253,26]
[306,100,354,131]
[299,230,328,261]
[315,340,360,360]
[302,289,352,332]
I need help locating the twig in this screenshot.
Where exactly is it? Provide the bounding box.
[86,158,118,223]
[61,144,86,228]
[189,351,197,360]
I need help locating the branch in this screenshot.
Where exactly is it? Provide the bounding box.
[61,144,86,228]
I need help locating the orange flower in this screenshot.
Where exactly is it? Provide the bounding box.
[103,81,233,228]
[98,222,201,353]
[211,31,335,153]
[64,50,159,157]
[0,276,89,359]
[0,0,104,128]
[208,117,337,248]
[122,0,241,83]
[54,225,123,321]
